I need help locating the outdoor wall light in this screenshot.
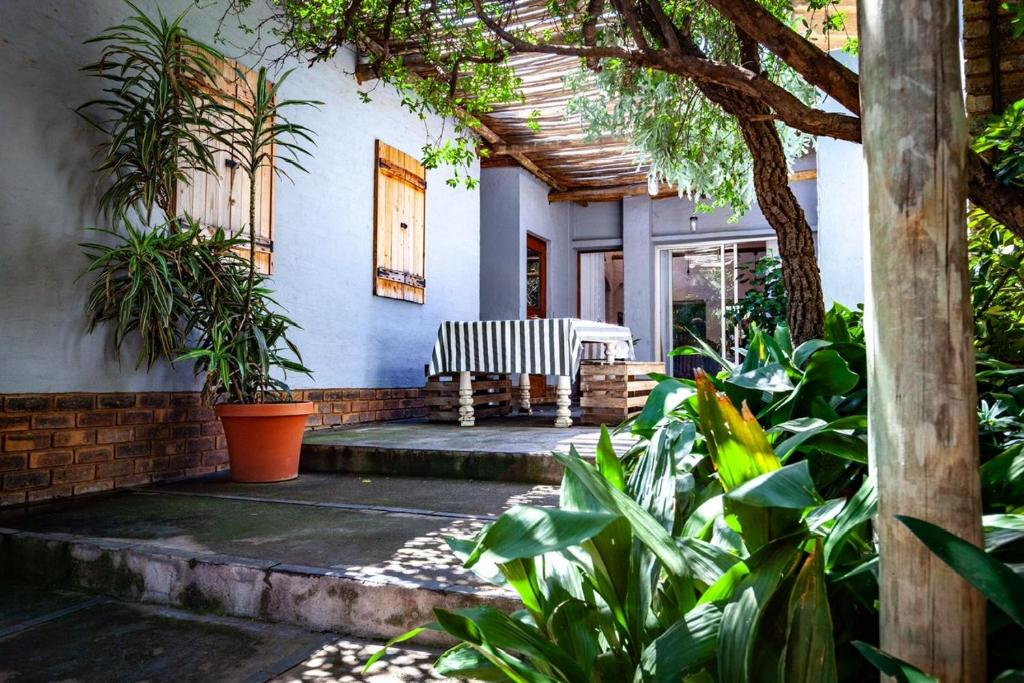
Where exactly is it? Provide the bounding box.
[647,173,660,196]
[689,215,699,232]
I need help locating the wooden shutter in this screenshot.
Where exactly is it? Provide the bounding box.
[174,55,275,274]
[373,140,427,304]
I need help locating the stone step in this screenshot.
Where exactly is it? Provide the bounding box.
[0,578,453,682]
[0,474,558,646]
[301,415,637,484]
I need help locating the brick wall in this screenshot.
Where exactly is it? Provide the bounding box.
[965,0,1024,126]
[0,387,425,508]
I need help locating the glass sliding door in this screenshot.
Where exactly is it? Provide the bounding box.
[661,240,769,376]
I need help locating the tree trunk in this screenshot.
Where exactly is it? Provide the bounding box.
[739,117,825,343]
[698,80,826,344]
[859,0,986,678]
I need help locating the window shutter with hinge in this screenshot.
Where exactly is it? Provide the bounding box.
[174,54,275,274]
[374,140,426,304]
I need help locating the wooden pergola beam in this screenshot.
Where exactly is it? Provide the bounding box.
[547,169,817,203]
[356,40,566,191]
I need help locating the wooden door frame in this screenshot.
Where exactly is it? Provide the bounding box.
[526,233,547,319]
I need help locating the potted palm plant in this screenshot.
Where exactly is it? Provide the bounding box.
[79,3,319,483]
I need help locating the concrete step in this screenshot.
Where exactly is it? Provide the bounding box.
[301,415,638,484]
[0,578,452,682]
[0,474,558,646]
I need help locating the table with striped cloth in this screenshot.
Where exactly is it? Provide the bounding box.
[427,318,635,427]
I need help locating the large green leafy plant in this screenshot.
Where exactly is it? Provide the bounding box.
[370,305,1023,681]
[724,255,788,341]
[78,2,316,405]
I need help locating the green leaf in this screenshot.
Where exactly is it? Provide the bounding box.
[852,642,938,683]
[898,515,1024,627]
[727,363,794,393]
[781,541,837,683]
[434,645,514,681]
[596,424,626,491]
[824,478,877,569]
[466,506,619,568]
[635,603,723,683]
[633,378,695,437]
[726,461,820,510]
[797,349,859,397]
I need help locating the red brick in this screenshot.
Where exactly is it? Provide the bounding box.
[170,393,201,408]
[341,413,361,425]
[306,414,323,427]
[30,413,74,430]
[76,446,113,464]
[132,424,168,440]
[96,427,133,444]
[323,390,346,401]
[115,474,151,488]
[55,394,96,411]
[200,421,223,437]
[303,390,324,402]
[74,480,114,496]
[152,439,187,456]
[78,411,117,427]
[202,450,229,466]
[52,429,95,447]
[154,408,188,423]
[215,436,228,450]
[118,410,153,425]
[95,460,133,478]
[331,402,351,413]
[29,450,73,468]
[0,491,27,507]
[4,470,50,490]
[3,395,52,412]
[52,464,95,484]
[358,389,375,399]
[97,394,135,409]
[321,414,342,427]
[170,424,201,439]
[184,466,216,477]
[3,431,51,452]
[0,454,27,471]
[187,407,216,422]
[115,442,151,459]
[136,393,170,409]
[350,401,369,412]
[28,485,74,503]
[166,454,189,470]
[0,416,30,432]
[188,436,216,453]
[317,403,332,414]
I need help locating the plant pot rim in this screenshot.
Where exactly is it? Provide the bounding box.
[215,401,315,418]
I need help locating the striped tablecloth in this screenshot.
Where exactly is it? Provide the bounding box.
[427,318,635,377]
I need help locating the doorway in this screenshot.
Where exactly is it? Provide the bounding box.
[526,234,548,401]
[577,250,625,326]
[659,240,770,377]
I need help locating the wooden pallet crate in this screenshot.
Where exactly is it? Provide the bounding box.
[579,360,665,426]
[423,369,513,422]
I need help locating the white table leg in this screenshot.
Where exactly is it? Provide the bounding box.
[554,375,572,428]
[518,373,532,415]
[458,371,475,427]
[603,341,617,365]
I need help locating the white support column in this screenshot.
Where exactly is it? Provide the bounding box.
[554,375,572,428]
[517,373,532,415]
[458,371,475,427]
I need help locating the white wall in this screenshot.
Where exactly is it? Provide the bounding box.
[0,0,479,392]
[816,51,866,308]
[478,168,571,321]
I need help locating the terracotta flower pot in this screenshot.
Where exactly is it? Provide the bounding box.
[215,402,315,483]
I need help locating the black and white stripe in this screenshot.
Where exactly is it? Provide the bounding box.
[428,318,634,377]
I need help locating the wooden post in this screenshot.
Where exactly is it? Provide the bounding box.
[859,0,985,678]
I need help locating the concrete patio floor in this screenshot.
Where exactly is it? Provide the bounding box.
[0,579,449,682]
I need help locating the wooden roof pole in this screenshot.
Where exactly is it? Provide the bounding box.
[860,0,985,678]
[547,169,817,203]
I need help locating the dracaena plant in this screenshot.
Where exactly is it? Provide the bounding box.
[78,0,222,222]
[79,3,317,406]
